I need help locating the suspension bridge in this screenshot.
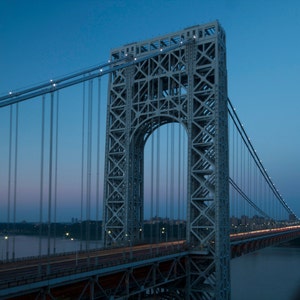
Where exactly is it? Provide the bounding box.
[0,21,299,299]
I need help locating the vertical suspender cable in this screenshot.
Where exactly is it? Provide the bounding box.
[264,174,268,222]
[86,79,93,252]
[228,117,231,219]
[80,80,86,251]
[170,123,175,240]
[254,156,258,220]
[274,187,277,221]
[232,118,234,217]
[244,137,247,226]
[250,150,253,219]
[96,77,101,245]
[259,166,263,220]
[245,143,249,222]
[166,125,169,221]
[271,189,274,221]
[177,124,181,240]
[53,91,59,254]
[47,92,54,261]
[235,122,239,220]
[234,121,238,221]
[39,96,45,273]
[272,182,275,222]
[241,135,245,226]
[231,118,234,222]
[6,106,13,261]
[150,131,154,244]
[182,125,187,234]
[240,133,244,226]
[12,103,19,260]
[232,119,236,221]
[156,126,160,243]
[237,127,241,226]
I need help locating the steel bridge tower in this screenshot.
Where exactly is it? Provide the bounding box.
[103,21,230,299]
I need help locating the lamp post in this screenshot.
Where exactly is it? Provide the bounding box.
[4,236,9,261]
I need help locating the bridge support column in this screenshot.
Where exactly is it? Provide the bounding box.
[103,21,230,298]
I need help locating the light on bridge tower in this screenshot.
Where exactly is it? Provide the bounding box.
[103,20,230,299]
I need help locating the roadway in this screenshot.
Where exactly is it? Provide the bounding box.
[0,241,186,293]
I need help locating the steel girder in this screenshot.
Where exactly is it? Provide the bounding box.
[7,253,187,300]
[103,21,230,299]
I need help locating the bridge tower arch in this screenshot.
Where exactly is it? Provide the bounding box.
[103,21,230,299]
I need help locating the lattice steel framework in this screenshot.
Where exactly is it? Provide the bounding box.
[103,21,230,299]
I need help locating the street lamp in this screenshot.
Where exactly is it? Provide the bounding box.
[161,228,167,242]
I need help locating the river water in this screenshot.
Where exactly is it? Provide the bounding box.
[0,235,101,259]
[231,246,300,300]
[1,236,300,299]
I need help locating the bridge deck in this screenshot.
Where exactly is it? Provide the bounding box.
[1,226,300,299]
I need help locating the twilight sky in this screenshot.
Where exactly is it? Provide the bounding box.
[1,0,300,220]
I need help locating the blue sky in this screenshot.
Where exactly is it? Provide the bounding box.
[1,0,300,220]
